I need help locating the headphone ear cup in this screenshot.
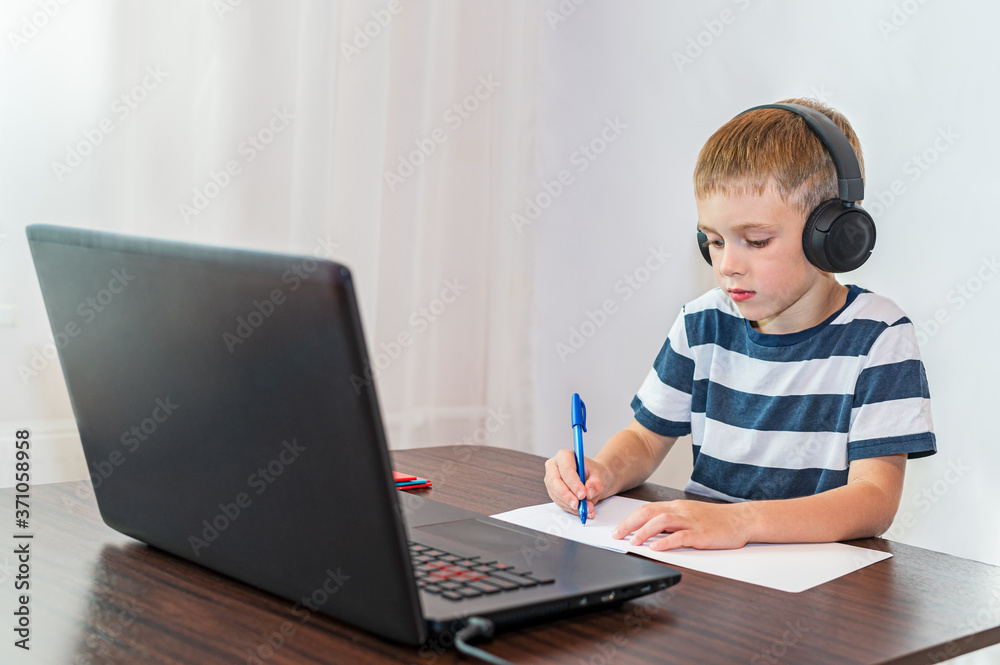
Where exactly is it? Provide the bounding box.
[803,199,876,272]
[696,230,712,265]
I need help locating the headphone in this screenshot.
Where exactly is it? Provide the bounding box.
[696,103,876,273]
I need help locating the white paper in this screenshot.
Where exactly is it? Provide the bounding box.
[489,501,632,553]
[492,496,892,593]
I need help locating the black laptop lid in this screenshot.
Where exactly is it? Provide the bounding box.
[27,224,427,644]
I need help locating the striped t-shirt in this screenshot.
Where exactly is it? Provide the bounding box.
[631,285,936,502]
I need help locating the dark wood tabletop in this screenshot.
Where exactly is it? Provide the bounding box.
[3,444,999,665]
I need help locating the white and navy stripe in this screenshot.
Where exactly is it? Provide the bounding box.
[632,286,936,502]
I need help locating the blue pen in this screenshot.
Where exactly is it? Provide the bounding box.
[571,393,588,525]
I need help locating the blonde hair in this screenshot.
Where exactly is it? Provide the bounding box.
[693,98,865,217]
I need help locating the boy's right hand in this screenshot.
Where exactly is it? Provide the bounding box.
[543,450,616,519]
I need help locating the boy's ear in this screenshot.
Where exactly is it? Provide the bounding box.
[802,200,876,273]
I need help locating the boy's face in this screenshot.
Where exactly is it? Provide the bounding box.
[696,188,842,334]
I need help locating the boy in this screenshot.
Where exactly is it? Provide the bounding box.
[544,98,936,551]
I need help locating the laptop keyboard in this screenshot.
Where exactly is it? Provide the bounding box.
[409,541,555,602]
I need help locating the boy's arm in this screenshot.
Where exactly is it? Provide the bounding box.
[544,420,676,517]
[594,420,678,496]
[743,453,906,543]
[613,453,906,550]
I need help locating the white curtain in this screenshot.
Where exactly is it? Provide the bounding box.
[3,0,541,487]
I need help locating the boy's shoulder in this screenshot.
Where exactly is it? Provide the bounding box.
[833,286,911,328]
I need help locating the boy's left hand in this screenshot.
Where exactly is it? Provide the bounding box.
[611,500,753,551]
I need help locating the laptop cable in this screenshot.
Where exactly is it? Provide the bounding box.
[454,617,516,665]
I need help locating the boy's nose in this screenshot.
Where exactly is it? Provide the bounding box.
[716,248,746,276]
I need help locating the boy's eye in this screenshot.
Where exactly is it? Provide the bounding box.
[747,238,771,248]
[702,238,723,249]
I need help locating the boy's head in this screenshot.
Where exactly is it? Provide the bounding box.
[693,98,871,334]
[694,97,864,218]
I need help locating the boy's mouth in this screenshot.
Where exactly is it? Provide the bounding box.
[729,289,756,302]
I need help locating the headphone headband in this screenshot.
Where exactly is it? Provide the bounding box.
[697,102,875,273]
[739,103,864,202]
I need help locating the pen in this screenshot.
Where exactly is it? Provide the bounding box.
[571,393,587,525]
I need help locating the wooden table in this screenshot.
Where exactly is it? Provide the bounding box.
[3,445,999,664]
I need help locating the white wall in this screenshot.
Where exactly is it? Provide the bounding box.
[532,0,1000,576]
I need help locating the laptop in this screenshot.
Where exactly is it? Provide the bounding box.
[26,224,681,646]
